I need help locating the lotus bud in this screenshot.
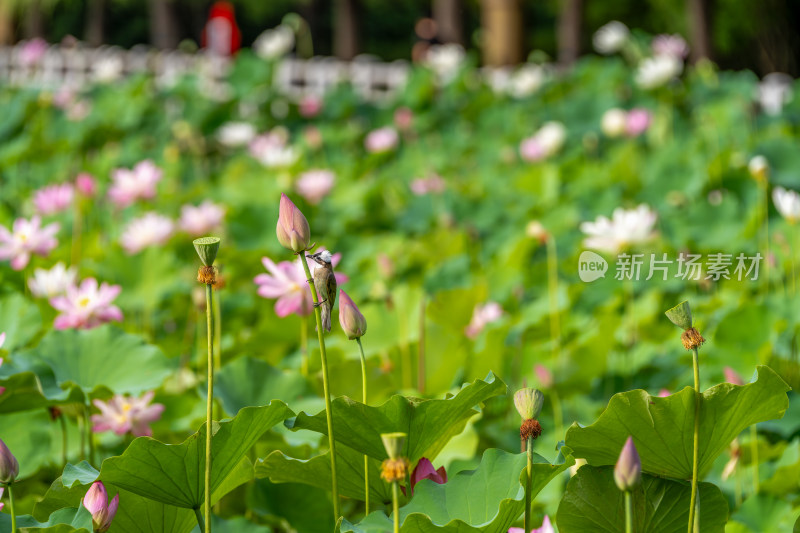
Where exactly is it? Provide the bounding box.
[514,388,544,420]
[614,436,642,492]
[83,481,119,533]
[0,438,19,484]
[381,432,406,460]
[276,193,311,253]
[339,290,367,340]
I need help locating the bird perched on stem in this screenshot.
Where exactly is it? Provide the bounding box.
[307,250,337,332]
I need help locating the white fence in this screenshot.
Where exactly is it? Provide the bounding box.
[0,43,412,100]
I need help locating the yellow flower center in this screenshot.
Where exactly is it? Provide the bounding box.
[79,297,90,307]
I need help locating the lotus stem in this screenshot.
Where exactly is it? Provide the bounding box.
[299,253,340,520]
[300,315,309,377]
[85,403,95,466]
[391,481,400,533]
[8,483,16,533]
[524,436,533,533]
[204,282,214,533]
[60,414,68,465]
[624,490,633,533]
[687,346,700,533]
[546,236,561,369]
[418,296,426,394]
[750,425,759,494]
[194,507,205,531]
[356,337,370,513]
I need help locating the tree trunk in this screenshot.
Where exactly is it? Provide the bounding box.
[557,0,582,65]
[24,0,46,39]
[333,0,359,60]
[433,0,464,45]
[85,0,105,47]
[0,1,13,45]
[148,0,179,49]
[481,0,522,66]
[687,0,712,62]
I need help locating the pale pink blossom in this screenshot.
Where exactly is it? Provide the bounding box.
[19,38,48,67]
[519,122,566,162]
[255,251,348,317]
[652,34,689,59]
[394,107,413,130]
[296,170,335,204]
[658,389,671,397]
[465,302,504,339]
[120,212,174,254]
[535,364,553,388]
[410,174,446,196]
[519,137,546,162]
[52,86,76,110]
[580,204,658,253]
[509,515,554,533]
[625,108,651,137]
[91,391,164,437]
[75,173,97,197]
[50,278,123,330]
[365,127,399,153]
[178,201,225,236]
[299,95,323,118]
[108,160,163,208]
[0,216,60,270]
[34,183,74,215]
[249,131,298,167]
[28,262,77,298]
[724,366,745,386]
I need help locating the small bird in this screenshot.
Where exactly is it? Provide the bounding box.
[307,250,337,332]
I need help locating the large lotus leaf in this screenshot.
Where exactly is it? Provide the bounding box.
[0,410,53,479]
[0,506,92,533]
[187,516,272,533]
[100,402,292,509]
[20,325,176,395]
[256,442,393,505]
[565,366,789,479]
[287,373,505,462]
[0,292,42,351]
[556,466,728,533]
[0,366,84,413]
[336,448,573,533]
[214,355,310,416]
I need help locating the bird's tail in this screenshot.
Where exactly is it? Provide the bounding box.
[321,305,332,332]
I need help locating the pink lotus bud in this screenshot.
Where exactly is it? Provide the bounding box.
[657,388,671,397]
[83,481,119,533]
[407,457,447,495]
[276,194,311,253]
[339,290,367,339]
[614,436,641,492]
[299,95,323,118]
[75,173,97,197]
[724,366,745,386]
[0,438,19,484]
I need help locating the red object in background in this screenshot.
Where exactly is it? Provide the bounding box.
[203,2,241,56]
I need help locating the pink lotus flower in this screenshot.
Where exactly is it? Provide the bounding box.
[19,38,48,67]
[75,173,97,197]
[299,95,323,118]
[625,108,652,137]
[365,127,399,153]
[249,130,298,168]
[658,389,671,397]
[296,170,335,204]
[652,34,689,59]
[509,515,554,533]
[0,216,60,270]
[408,458,447,495]
[50,278,123,330]
[519,137,546,162]
[178,201,225,236]
[108,160,163,208]
[410,174,446,196]
[120,212,174,254]
[535,364,553,388]
[394,107,413,130]
[465,302,504,339]
[83,481,119,533]
[724,366,745,386]
[255,251,347,317]
[91,391,164,437]
[34,183,74,215]
[28,262,77,298]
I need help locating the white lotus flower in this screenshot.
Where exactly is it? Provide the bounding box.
[757,73,793,116]
[216,122,256,147]
[601,108,628,138]
[508,64,546,98]
[254,25,294,60]
[636,55,683,89]
[93,56,124,83]
[537,122,567,155]
[580,204,658,253]
[773,187,800,223]
[593,21,629,55]
[425,44,465,82]
[28,262,77,298]
[748,155,769,181]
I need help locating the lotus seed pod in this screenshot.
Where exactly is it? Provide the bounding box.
[614,436,642,492]
[665,300,692,330]
[514,388,544,420]
[381,432,407,460]
[193,236,221,267]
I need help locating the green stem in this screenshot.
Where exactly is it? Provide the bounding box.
[524,436,533,533]
[299,253,340,520]
[213,287,222,421]
[60,414,68,466]
[546,237,561,370]
[78,411,85,461]
[750,424,759,494]
[625,490,633,533]
[417,296,426,394]
[85,403,95,466]
[8,483,16,533]
[391,481,400,533]
[194,507,206,531]
[687,347,700,533]
[356,337,370,513]
[300,315,309,377]
[205,282,214,533]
